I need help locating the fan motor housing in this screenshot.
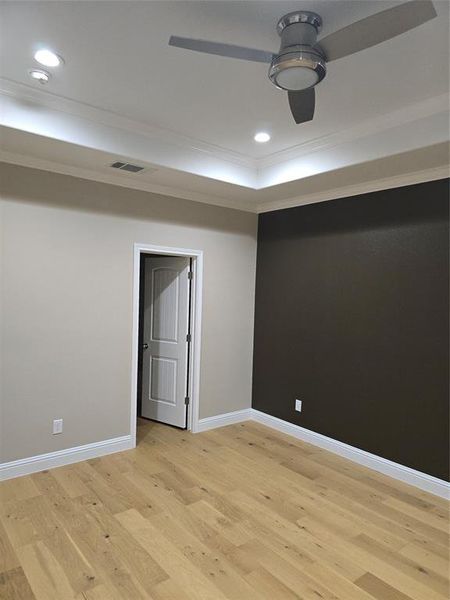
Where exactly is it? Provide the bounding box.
[277,11,322,35]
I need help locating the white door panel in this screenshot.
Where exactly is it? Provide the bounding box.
[141,256,190,428]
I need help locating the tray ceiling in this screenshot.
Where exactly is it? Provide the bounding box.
[1,1,449,211]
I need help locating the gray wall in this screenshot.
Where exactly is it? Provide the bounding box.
[253,179,449,481]
[0,163,257,463]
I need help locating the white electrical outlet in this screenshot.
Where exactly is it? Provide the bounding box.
[53,419,63,434]
[295,399,302,412]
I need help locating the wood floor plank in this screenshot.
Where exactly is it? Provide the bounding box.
[240,538,348,600]
[0,476,41,506]
[383,496,449,532]
[0,519,21,574]
[0,506,39,550]
[0,566,36,600]
[0,419,448,600]
[116,508,230,600]
[244,567,302,599]
[150,578,191,600]
[306,483,449,556]
[226,488,366,582]
[355,572,414,600]
[148,509,264,600]
[51,465,91,499]
[399,542,450,579]
[16,541,77,600]
[353,533,449,597]
[27,504,97,595]
[77,583,125,600]
[299,518,448,600]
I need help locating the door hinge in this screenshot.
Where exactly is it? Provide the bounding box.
[188,271,193,280]
[186,333,192,343]
[185,396,190,405]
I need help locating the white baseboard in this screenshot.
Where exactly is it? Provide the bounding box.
[250,410,450,500]
[0,435,133,481]
[196,408,253,432]
[2,409,448,500]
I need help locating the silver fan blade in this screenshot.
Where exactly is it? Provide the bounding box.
[169,36,274,63]
[288,88,315,124]
[319,0,437,62]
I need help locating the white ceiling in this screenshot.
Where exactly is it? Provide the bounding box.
[0,0,449,211]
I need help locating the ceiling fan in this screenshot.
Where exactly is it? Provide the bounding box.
[169,1,437,125]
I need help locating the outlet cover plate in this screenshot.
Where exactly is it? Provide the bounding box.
[53,419,63,434]
[295,399,302,412]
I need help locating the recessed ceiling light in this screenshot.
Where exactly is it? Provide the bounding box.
[254,132,271,143]
[34,49,63,67]
[29,69,50,84]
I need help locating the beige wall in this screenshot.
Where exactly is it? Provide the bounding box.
[0,163,257,463]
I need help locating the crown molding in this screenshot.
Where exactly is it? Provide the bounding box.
[0,150,258,213]
[1,78,448,200]
[3,78,447,180]
[258,94,450,170]
[257,165,449,213]
[0,85,257,188]
[0,78,256,170]
[3,149,446,217]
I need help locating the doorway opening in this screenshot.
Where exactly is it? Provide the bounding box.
[130,244,203,446]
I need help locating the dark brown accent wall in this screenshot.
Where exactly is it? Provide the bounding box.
[252,179,449,481]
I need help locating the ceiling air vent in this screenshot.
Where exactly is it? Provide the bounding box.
[110,161,145,173]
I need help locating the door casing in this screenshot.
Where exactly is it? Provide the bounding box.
[131,243,203,446]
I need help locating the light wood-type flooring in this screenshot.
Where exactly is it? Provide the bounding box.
[0,418,449,599]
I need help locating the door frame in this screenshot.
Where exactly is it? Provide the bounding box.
[130,243,203,445]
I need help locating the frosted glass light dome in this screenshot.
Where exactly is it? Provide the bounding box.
[274,66,319,91]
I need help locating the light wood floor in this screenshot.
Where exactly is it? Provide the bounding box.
[0,419,448,600]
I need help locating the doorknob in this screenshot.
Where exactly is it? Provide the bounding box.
[142,343,149,350]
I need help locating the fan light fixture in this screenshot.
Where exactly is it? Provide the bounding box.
[254,132,271,143]
[268,12,326,91]
[34,49,63,67]
[168,1,437,125]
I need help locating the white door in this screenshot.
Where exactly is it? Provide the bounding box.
[141,256,190,428]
